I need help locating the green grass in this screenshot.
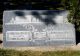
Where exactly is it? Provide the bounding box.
[0,49,80,56]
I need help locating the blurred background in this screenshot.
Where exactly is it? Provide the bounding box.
[0,0,80,44]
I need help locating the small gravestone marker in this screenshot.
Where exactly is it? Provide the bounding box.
[3,10,76,47]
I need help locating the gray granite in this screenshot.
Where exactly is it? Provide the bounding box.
[3,10,76,47]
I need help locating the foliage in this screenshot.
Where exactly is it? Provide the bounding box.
[66,0,80,31]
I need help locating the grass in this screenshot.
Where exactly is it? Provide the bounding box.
[0,49,80,56]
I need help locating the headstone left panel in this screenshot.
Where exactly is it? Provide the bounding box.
[3,10,33,47]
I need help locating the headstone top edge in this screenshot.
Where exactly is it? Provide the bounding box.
[3,10,68,12]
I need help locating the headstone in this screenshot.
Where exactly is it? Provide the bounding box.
[3,10,76,47]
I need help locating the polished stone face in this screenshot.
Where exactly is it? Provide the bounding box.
[3,10,76,47]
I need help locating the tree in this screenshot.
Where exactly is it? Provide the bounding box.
[66,0,80,32]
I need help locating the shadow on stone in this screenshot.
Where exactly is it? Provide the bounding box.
[0,40,2,44]
[14,11,26,19]
[31,10,64,25]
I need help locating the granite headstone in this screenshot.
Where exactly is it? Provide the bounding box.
[3,10,76,47]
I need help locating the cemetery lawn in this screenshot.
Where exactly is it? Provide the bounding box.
[0,49,80,56]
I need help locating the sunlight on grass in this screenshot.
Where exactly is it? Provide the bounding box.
[0,48,80,56]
